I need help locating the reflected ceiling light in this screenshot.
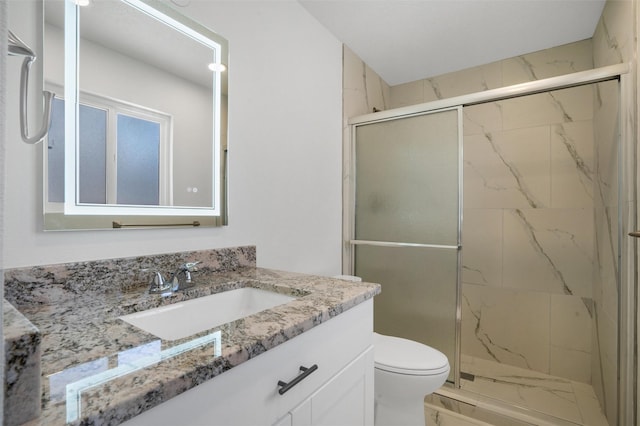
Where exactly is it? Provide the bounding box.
[208,63,227,72]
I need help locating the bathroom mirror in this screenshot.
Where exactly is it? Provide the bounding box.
[42,0,228,230]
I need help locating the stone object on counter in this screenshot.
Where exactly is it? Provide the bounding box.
[3,299,42,426]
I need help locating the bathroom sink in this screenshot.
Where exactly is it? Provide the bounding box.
[120,287,295,340]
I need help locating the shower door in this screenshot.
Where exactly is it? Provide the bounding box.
[349,107,461,382]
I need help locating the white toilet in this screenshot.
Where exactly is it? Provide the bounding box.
[332,275,450,425]
[373,332,450,426]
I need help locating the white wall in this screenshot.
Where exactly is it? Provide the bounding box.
[1,0,8,420]
[3,0,343,276]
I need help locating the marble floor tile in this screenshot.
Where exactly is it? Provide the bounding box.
[425,393,535,426]
[571,382,610,426]
[459,356,609,426]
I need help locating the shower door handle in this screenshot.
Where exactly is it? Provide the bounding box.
[628,231,640,237]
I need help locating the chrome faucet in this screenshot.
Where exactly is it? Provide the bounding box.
[147,262,200,294]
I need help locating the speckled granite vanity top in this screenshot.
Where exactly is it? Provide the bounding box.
[3,247,380,425]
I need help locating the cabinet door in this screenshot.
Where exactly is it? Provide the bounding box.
[273,413,293,426]
[291,347,374,426]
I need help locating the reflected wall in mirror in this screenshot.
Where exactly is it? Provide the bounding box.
[43,0,228,230]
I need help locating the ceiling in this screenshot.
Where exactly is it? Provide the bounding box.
[298,0,607,86]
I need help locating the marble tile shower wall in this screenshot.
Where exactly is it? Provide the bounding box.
[343,45,390,118]
[389,39,598,384]
[461,85,596,383]
[389,40,593,109]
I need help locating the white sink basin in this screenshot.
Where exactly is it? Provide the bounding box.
[120,287,295,341]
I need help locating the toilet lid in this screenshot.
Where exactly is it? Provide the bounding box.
[374,332,450,375]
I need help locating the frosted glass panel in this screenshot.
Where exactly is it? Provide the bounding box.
[48,99,108,204]
[78,104,107,204]
[355,245,457,381]
[116,114,160,205]
[355,109,459,245]
[352,108,460,383]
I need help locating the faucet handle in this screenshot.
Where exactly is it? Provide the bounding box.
[182,261,200,272]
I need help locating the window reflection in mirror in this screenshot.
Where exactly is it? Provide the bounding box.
[47,90,171,206]
[43,0,228,228]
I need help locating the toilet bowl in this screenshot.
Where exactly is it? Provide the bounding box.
[374,332,450,426]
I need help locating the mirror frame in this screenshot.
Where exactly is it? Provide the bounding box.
[43,0,228,230]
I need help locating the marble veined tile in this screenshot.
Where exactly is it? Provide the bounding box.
[343,46,370,119]
[502,208,593,297]
[548,296,592,387]
[389,80,424,108]
[502,39,593,86]
[595,206,618,320]
[551,121,594,208]
[343,46,366,93]
[549,345,591,384]
[461,284,550,373]
[343,89,369,121]
[571,381,611,426]
[593,149,617,212]
[424,403,496,426]
[343,46,389,117]
[462,209,503,287]
[593,0,632,67]
[425,394,535,426]
[502,85,593,131]
[590,311,604,402]
[463,103,503,136]
[595,313,617,423]
[593,81,619,209]
[550,295,592,354]
[364,62,390,113]
[423,61,502,102]
[460,356,608,425]
[463,127,551,209]
[460,356,582,424]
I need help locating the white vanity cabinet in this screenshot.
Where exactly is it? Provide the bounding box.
[286,347,374,426]
[122,299,374,426]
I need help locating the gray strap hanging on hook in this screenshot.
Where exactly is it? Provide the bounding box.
[7,30,54,144]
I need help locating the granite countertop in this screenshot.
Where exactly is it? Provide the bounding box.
[5,258,380,425]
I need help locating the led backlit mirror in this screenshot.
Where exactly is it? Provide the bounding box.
[43,0,228,230]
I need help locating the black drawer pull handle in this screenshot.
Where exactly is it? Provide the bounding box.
[277,364,318,395]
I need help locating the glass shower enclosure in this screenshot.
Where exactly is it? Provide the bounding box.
[344,64,635,425]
